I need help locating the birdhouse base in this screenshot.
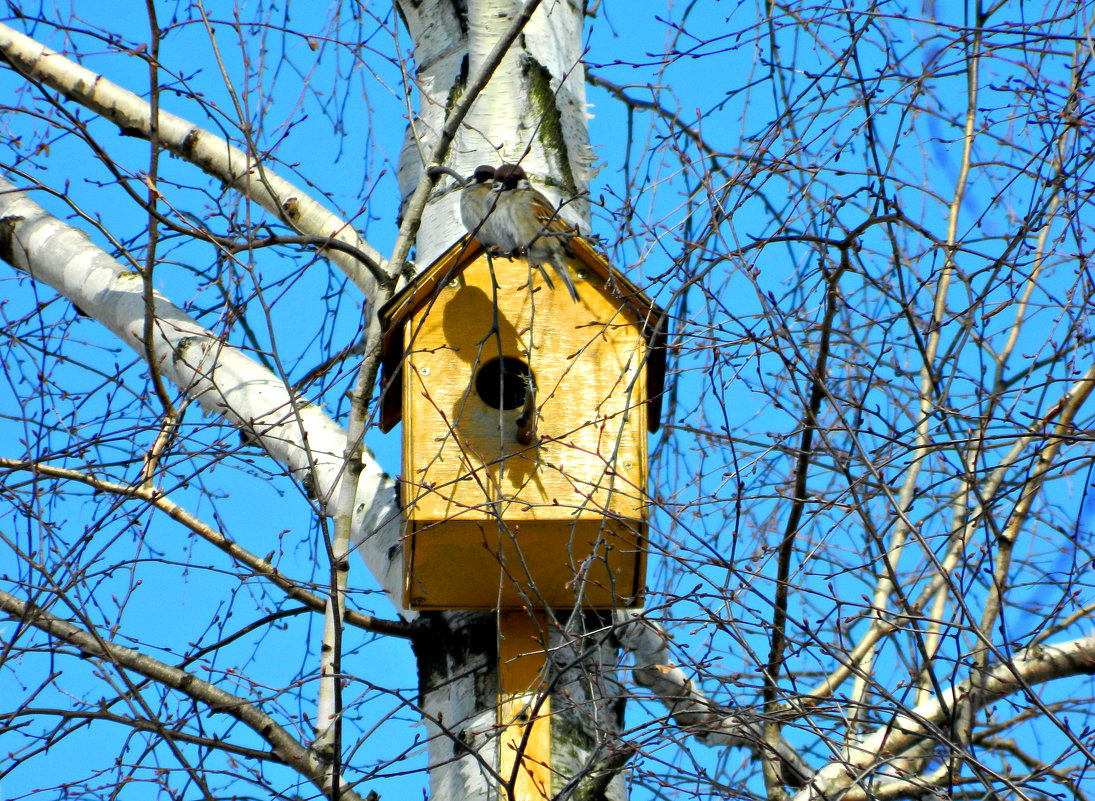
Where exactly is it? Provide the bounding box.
[402,517,645,610]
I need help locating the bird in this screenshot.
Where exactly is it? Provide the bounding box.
[426,163,505,252]
[459,164,496,242]
[489,164,580,302]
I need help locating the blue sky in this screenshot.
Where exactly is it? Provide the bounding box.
[3,1,1095,799]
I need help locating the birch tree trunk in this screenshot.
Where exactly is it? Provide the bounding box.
[397,0,594,266]
[393,2,623,799]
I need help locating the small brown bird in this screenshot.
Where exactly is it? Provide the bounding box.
[489,164,580,302]
[459,164,496,243]
[426,163,504,252]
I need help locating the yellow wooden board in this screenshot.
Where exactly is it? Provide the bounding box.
[403,518,645,610]
[400,253,650,610]
[403,257,648,518]
[379,233,668,434]
[498,611,552,801]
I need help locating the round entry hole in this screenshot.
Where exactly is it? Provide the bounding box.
[475,357,533,410]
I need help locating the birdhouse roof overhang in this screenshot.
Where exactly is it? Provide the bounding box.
[378,235,668,433]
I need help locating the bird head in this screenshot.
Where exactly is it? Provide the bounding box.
[470,165,496,185]
[493,163,527,191]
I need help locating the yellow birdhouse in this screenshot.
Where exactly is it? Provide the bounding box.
[379,235,667,611]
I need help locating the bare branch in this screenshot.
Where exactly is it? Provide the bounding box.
[0,21,389,295]
[0,457,413,638]
[0,589,364,801]
[797,633,1095,801]
[618,611,814,787]
[0,176,403,602]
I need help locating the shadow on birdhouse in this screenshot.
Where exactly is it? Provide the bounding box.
[379,235,667,611]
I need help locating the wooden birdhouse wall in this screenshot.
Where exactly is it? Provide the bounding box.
[396,250,651,610]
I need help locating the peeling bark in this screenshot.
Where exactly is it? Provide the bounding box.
[396,0,594,266]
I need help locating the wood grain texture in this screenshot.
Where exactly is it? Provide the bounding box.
[498,611,552,801]
[401,252,649,609]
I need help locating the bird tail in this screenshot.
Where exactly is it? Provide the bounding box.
[528,252,579,302]
[551,256,580,302]
[526,236,580,302]
[531,259,556,291]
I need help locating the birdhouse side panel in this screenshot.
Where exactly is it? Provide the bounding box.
[497,260,650,523]
[400,300,484,523]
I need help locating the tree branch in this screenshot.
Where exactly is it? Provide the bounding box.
[0,20,388,296]
[0,457,414,638]
[0,589,364,801]
[795,633,1095,801]
[617,611,814,787]
[0,177,404,604]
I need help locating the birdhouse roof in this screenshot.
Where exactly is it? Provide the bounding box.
[378,234,669,433]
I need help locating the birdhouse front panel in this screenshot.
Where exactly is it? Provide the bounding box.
[400,251,650,610]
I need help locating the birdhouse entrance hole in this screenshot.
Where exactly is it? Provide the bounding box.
[475,357,533,410]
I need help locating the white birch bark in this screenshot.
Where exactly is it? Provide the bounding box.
[0,21,388,298]
[0,19,409,774]
[396,0,595,266]
[0,177,404,608]
[0,17,404,786]
[617,611,813,784]
[795,633,1095,801]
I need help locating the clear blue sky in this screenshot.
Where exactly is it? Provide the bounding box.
[3,2,1092,799]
